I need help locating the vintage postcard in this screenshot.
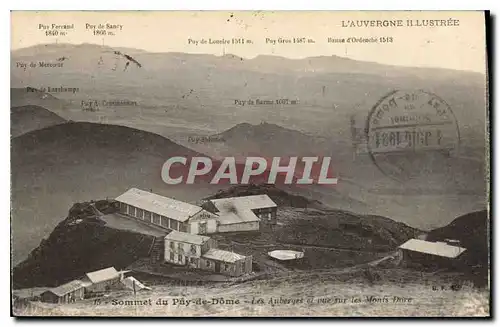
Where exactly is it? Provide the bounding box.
[10,11,490,317]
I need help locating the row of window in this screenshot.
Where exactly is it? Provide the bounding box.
[204,260,232,272]
[168,241,198,255]
[254,208,274,214]
[119,203,187,232]
[166,251,241,274]
[168,252,200,265]
[169,252,184,263]
[258,212,273,220]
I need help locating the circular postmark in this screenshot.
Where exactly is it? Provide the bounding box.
[365,90,460,182]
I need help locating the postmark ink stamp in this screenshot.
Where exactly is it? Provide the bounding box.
[365,89,461,181]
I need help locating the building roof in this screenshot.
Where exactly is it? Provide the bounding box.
[210,195,277,212]
[202,248,246,263]
[115,188,202,222]
[165,230,211,245]
[45,280,87,297]
[398,239,467,258]
[85,267,120,283]
[218,209,260,225]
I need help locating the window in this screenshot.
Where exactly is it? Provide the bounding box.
[170,252,174,261]
[178,243,183,253]
[144,211,151,222]
[161,216,168,227]
[171,220,178,231]
[137,208,144,219]
[190,244,197,255]
[199,222,207,234]
[206,260,211,268]
[153,213,161,225]
[178,254,183,262]
[170,241,175,250]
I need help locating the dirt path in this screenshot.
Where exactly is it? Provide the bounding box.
[225,236,390,254]
[259,252,399,284]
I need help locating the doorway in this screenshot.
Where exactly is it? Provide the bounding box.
[199,222,207,234]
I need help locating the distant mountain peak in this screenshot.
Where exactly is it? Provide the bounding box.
[214,122,322,157]
[221,121,308,135]
[11,87,58,100]
[220,53,244,61]
[253,54,288,60]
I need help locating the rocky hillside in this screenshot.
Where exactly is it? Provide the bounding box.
[275,209,420,252]
[208,183,420,253]
[427,210,489,287]
[15,187,487,291]
[14,186,419,288]
[12,200,154,289]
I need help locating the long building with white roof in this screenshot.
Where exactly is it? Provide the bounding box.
[115,188,218,234]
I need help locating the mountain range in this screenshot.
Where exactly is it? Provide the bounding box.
[11,43,487,142]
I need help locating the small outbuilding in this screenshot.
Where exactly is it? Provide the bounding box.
[211,195,277,222]
[201,248,252,277]
[40,280,89,304]
[82,267,121,293]
[398,239,467,268]
[209,194,278,232]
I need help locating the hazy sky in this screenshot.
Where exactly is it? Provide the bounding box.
[11,11,487,73]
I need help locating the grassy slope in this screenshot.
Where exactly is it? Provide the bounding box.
[13,270,489,317]
[11,105,67,137]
